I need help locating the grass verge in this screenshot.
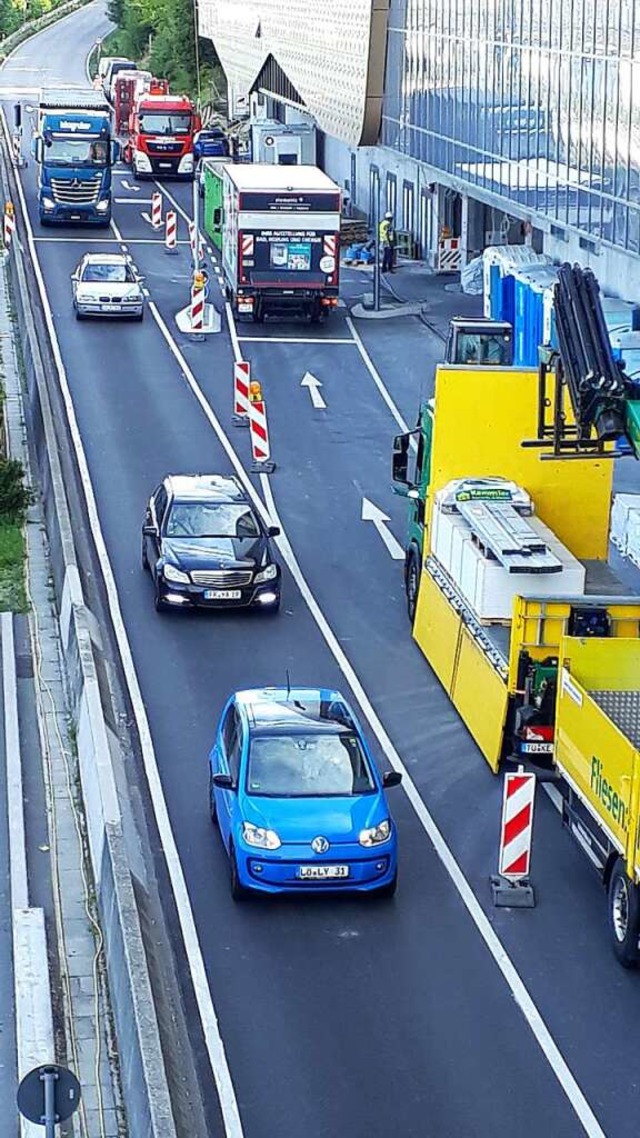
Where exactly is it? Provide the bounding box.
[0,520,27,612]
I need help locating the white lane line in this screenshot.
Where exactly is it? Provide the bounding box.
[3,109,245,1138]
[237,336,354,346]
[114,198,154,205]
[152,180,191,227]
[346,314,412,435]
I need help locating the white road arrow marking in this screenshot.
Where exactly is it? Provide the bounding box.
[300,371,326,409]
[141,212,153,225]
[121,179,140,192]
[361,498,404,560]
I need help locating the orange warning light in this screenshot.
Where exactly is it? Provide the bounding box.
[5,202,14,215]
[193,270,206,289]
[249,380,262,401]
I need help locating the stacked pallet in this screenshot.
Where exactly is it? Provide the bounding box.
[340,217,370,246]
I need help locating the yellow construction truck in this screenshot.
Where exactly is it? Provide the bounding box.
[392,264,640,965]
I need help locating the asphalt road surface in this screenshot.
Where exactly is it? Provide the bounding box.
[2,9,640,1136]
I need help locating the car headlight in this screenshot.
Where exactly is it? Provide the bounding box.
[76,293,93,304]
[254,563,278,584]
[42,196,55,209]
[163,563,190,584]
[96,199,110,212]
[242,822,281,850]
[359,819,391,847]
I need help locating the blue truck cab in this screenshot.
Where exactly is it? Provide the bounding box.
[32,89,120,227]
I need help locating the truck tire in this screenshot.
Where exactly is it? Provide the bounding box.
[608,860,640,967]
[405,550,420,623]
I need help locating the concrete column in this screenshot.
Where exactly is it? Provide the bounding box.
[460,192,469,269]
[428,185,445,268]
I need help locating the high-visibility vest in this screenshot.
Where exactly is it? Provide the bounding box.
[379,219,392,245]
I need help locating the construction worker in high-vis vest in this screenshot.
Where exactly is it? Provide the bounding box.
[379,211,395,273]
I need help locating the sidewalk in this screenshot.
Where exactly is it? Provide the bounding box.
[341,256,483,340]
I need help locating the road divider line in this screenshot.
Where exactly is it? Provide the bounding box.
[346,314,412,435]
[150,288,606,1138]
[4,118,245,1138]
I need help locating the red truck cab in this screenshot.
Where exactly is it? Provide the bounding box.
[128,91,200,180]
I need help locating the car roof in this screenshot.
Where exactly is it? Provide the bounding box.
[165,473,246,503]
[81,252,129,265]
[234,688,357,735]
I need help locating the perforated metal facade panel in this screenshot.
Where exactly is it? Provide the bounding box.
[198,0,389,146]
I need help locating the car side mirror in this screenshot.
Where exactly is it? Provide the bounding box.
[110,139,121,164]
[267,525,280,537]
[383,770,402,788]
[70,272,78,281]
[212,772,235,790]
[32,135,43,164]
[142,523,157,536]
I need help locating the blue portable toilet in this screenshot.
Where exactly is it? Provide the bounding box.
[513,265,557,366]
[482,246,549,326]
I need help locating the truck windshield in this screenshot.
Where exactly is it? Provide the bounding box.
[454,332,512,365]
[139,113,191,135]
[44,137,108,167]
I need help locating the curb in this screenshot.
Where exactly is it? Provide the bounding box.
[2,612,56,1138]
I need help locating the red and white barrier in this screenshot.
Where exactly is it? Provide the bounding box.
[233,360,250,424]
[437,236,461,273]
[3,203,15,249]
[190,276,205,333]
[165,210,177,253]
[248,386,275,472]
[151,191,162,230]
[189,221,205,264]
[498,770,536,880]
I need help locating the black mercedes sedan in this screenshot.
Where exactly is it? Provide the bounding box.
[142,474,281,613]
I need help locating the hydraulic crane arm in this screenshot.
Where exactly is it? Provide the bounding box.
[554,263,629,443]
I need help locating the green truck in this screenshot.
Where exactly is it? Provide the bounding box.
[201,158,227,251]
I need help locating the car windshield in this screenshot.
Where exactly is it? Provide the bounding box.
[247,733,376,797]
[44,137,108,167]
[139,113,191,135]
[82,263,134,283]
[166,501,261,539]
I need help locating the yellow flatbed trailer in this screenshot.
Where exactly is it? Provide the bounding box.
[407,361,640,963]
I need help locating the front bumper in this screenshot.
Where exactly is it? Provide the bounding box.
[157,578,280,609]
[75,301,144,318]
[41,205,111,225]
[235,837,398,894]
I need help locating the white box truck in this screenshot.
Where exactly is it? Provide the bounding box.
[250,119,316,165]
[221,164,341,323]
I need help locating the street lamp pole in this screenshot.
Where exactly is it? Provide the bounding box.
[373,167,381,312]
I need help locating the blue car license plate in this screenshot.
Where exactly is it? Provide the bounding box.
[204,589,242,600]
[298,865,349,880]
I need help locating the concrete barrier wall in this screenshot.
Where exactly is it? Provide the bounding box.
[0,138,178,1138]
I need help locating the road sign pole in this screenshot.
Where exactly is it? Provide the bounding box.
[373,167,381,313]
[43,1068,56,1138]
[192,176,200,272]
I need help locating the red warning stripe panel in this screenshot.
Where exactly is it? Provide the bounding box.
[503,802,532,847]
[249,399,271,462]
[498,771,536,881]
